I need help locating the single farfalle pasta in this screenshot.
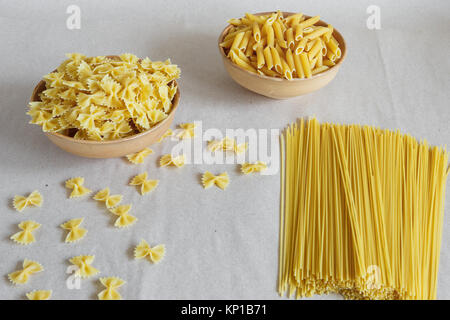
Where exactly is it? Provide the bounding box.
[221,12,340,79]
[129,172,159,195]
[98,277,125,300]
[26,290,52,300]
[157,128,173,143]
[176,123,195,140]
[241,161,268,174]
[126,148,153,164]
[10,221,41,245]
[109,204,137,228]
[208,137,248,154]
[69,255,99,278]
[60,218,87,243]
[65,177,91,198]
[202,171,230,190]
[134,239,165,264]
[93,188,123,208]
[13,191,43,212]
[8,259,44,285]
[160,154,186,168]
[27,53,180,140]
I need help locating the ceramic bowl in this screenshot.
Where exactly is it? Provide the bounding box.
[218,12,347,99]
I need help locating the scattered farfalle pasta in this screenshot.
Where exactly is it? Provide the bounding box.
[202,171,230,190]
[157,128,173,143]
[98,277,125,300]
[10,221,41,245]
[27,53,180,140]
[176,123,195,139]
[65,177,91,198]
[129,172,159,195]
[8,259,44,285]
[93,188,123,208]
[126,148,153,164]
[26,290,52,300]
[134,240,165,264]
[241,161,268,174]
[221,12,340,79]
[13,191,43,212]
[69,255,99,278]
[109,204,137,228]
[160,154,186,168]
[60,218,87,243]
[208,137,248,154]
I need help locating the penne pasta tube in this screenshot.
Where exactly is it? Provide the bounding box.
[305,39,316,51]
[303,26,314,34]
[295,24,303,41]
[311,65,329,75]
[299,52,312,78]
[286,28,295,50]
[323,58,335,67]
[320,39,327,55]
[305,27,329,40]
[264,24,275,47]
[252,37,266,50]
[220,37,234,49]
[229,31,245,52]
[285,48,295,72]
[256,45,265,69]
[316,52,323,68]
[275,44,285,60]
[224,26,251,41]
[266,12,277,25]
[263,46,274,70]
[238,30,252,52]
[227,18,242,26]
[326,50,336,62]
[259,66,280,77]
[245,37,256,56]
[246,13,264,24]
[335,47,342,59]
[285,13,303,25]
[324,24,334,42]
[253,22,261,42]
[230,48,250,63]
[294,38,307,55]
[299,15,320,28]
[293,53,305,78]
[273,21,287,48]
[230,51,257,73]
[280,57,293,80]
[310,56,318,69]
[308,40,322,60]
[270,46,282,74]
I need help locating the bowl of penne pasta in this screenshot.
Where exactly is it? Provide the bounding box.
[218,11,346,99]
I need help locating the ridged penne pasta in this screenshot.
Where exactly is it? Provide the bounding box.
[222,11,342,79]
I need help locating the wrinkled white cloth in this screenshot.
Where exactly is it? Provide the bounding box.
[0,0,449,300]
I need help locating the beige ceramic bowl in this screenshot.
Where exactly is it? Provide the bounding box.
[218,12,347,99]
[30,57,180,159]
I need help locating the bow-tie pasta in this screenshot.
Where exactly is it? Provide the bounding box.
[8,259,44,285]
[98,277,125,300]
[26,290,52,300]
[134,240,165,264]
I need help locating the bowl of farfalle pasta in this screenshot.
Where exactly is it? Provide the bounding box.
[218,11,346,99]
[28,53,180,158]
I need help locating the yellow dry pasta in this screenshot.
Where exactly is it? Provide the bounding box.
[27,53,180,140]
[157,128,173,143]
[129,172,159,195]
[93,188,123,208]
[208,137,248,154]
[13,191,43,212]
[134,239,165,264]
[202,171,230,190]
[109,204,137,228]
[98,277,125,300]
[176,123,196,139]
[279,118,449,300]
[126,148,153,164]
[8,259,43,285]
[60,218,87,243]
[65,177,91,198]
[26,290,52,300]
[241,161,268,174]
[10,221,41,245]
[160,154,186,168]
[69,255,99,278]
[221,12,341,79]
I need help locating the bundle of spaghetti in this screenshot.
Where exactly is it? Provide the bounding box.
[279,118,449,300]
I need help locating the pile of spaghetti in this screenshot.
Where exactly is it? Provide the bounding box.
[279,118,449,299]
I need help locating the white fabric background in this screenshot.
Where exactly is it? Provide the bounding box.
[0,0,449,300]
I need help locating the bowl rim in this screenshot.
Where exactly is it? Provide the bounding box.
[218,12,347,82]
[30,56,180,145]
